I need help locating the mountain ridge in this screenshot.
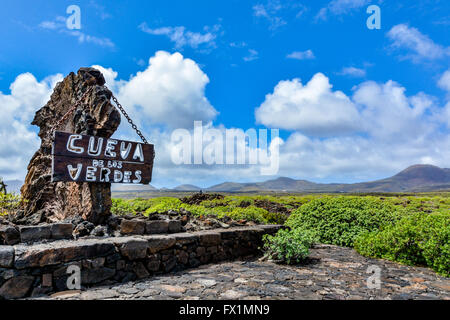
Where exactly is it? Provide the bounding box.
[6,164,450,195]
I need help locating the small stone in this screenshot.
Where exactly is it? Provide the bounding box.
[42,273,52,287]
[177,250,189,265]
[134,262,150,279]
[0,275,35,299]
[0,246,14,268]
[147,260,160,272]
[120,220,145,235]
[116,239,149,260]
[145,220,169,234]
[147,235,176,253]
[116,260,126,270]
[168,220,182,233]
[118,287,139,295]
[50,290,81,299]
[91,225,108,237]
[136,288,159,297]
[162,256,177,272]
[197,279,217,287]
[220,289,247,299]
[81,267,115,284]
[91,257,105,268]
[199,232,221,246]
[159,284,186,294]
[73,221,95,237]
[51,223,73,240]
[234,278,248,284]
[20,225,52,243]
[0,225,20,245]
[80,289,118,300]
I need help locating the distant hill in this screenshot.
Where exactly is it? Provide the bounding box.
[205,164,450,193]
[172,184,202,191]
[111,184,158,192]
[6,164,450,195]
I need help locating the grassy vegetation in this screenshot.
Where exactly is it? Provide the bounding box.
[0,193,22,216]
[111,192,450,276]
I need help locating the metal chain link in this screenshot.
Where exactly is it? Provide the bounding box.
[50,85,149,145]
[108,88,149,144]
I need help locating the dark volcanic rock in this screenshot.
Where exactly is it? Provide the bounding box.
[19,67,121,225]
[0,225,20,245]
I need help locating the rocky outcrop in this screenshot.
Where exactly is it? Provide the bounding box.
[19,67,121,225]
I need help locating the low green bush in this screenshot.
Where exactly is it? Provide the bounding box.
[355,212,450,277]
[0,193,22,216]
[286,196,402,247]
[262,228,318,264]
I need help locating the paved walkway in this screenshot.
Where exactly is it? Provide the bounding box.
[33,244,450,300]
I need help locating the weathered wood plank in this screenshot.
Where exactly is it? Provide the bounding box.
[51,131,154,184]
[52,156,153,184]
[52,131,154,164]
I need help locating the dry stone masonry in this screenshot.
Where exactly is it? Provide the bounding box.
[0,225,281,299]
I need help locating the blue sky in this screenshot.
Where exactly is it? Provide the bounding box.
[0,0,449,188]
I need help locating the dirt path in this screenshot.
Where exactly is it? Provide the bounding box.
[30,244,450,300]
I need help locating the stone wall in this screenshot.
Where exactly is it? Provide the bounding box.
[0,225,281,299]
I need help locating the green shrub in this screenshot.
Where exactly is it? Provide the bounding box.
[286,196,402,247]
[355,212,450,277]
[0,193,22,216]
[144,197,182,214]
[263,228,318,264]
[111,198,135,215]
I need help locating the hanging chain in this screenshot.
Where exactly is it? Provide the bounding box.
[107,87,149,144]
[50,86,94,135]
[50,85,149,145]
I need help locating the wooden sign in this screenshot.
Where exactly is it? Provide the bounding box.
[52,131,154,184]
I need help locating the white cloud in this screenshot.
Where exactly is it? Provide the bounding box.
[316,0,370,21]
[94,51,218,129]
[337,66,366,77]
[387,24,449,62]
[243,49,259,62]
[253,0,307,30]
[39,16,115,48]
[438,69,450,92]
[286,50,315,60]
[2,57,450,188]
[139,23,220,50]
[0,72,63,180]
[255,72,450,182]
[255,73,361,136]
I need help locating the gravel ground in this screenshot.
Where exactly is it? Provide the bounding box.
[29,244,450,300]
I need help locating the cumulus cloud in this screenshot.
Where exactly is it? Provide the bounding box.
[337,66,366,77]
[286,50,315,60]
[254,71,450,182]
[255,73,361,136]
[93,51,218,129]
[316,0,370,21]
[387,24,449,62]
[139,23,220,50]
[438,69,450,92]
[0,72,63,180]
